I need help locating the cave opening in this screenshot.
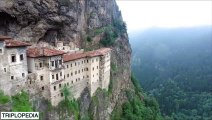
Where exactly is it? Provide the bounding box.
[0,12,17,35]
[38,29,63,46]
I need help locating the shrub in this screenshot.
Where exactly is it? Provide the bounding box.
[100,30,116,46]
[86,36,92,42]
[113,19,127,33]
[111,63,117,72]
[59,86,79,119]
[0,91,10,104]
[12,91,33,112]
[131,74,143,93]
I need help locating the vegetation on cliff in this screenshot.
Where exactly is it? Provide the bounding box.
[111,75,163,120]
[12,91,33,112]
[0,91,10,104]
[0,90,33,112]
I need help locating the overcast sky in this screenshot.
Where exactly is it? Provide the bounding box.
[116,1,212,32]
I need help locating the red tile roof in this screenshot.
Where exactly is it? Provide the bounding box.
[0,35,12,40]
[63,52,86,62]
[63,48,111,62]
[86,48,111,57]
[0,35,31,47]
[27,47,65,58]
[5,39,31,47]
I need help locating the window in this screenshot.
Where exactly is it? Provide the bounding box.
[59,84,61,88]
[22,73,25,77]
[75,71,77,75]
[11,54,16,63]
[54,86,56,91]
[61,93,63,97]
[71,64,72,67]
[40,75,43,81]
[76,79,77,82]
[56,74,59,80]
[11,76,14,80]
[87,60,89,63]
[78,62,80,65]
[97,66,98,69]
[87,75,89,78]
[82,69,83,72]
[20,54,24,61]
[67,74,69,77]
[67,83,69,86]
[96,58,98,62]
[4,68,6,72]
[78,70,80,73]
[42,86,44,90]
[82,61,83,64]
[67,65,69,68]
[39,62,43,68]
[52,75,54,79]
[75,62,77,66]
[86,68,88,71]
[0,48,2,54]
[59,60,62,65]
[71,81,73,84]
[51,61,54,67]
[93,67,94,71]
[92,59,94,63]
[71,72,73,76]
[60,72,62,76]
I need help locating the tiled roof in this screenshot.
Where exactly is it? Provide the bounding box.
[0,35,12,40]
[5,39,31,47]
[0,35,31,47]
[27,47,65,58]
[87,48,111,57]
[63,48,111,62]
[63,52,86,62]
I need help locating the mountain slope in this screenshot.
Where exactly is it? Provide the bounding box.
[131,26,212,119]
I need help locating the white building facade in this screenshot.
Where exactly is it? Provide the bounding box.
[0,36,30,95]
[0,36,111,106]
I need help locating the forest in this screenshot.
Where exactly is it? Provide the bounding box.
[130,26,212,120]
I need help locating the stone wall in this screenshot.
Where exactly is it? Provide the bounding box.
[0,45,28,95]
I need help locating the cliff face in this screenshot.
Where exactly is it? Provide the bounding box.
[0,0,122,43]
[0,0,132,119]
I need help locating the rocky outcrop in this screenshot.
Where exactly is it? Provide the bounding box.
[0,0,132,119]
[0,0,122,44]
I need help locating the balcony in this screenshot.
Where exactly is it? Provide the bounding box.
[49,64,65,71]
[51,78,65,85]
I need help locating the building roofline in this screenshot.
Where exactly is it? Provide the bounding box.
[27,47,65,58]
[63,48,111,62]
[5,39,31,48]
[0,35,12,41]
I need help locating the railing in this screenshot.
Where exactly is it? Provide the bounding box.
[49,64,65,71]
[51,79,65,85]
